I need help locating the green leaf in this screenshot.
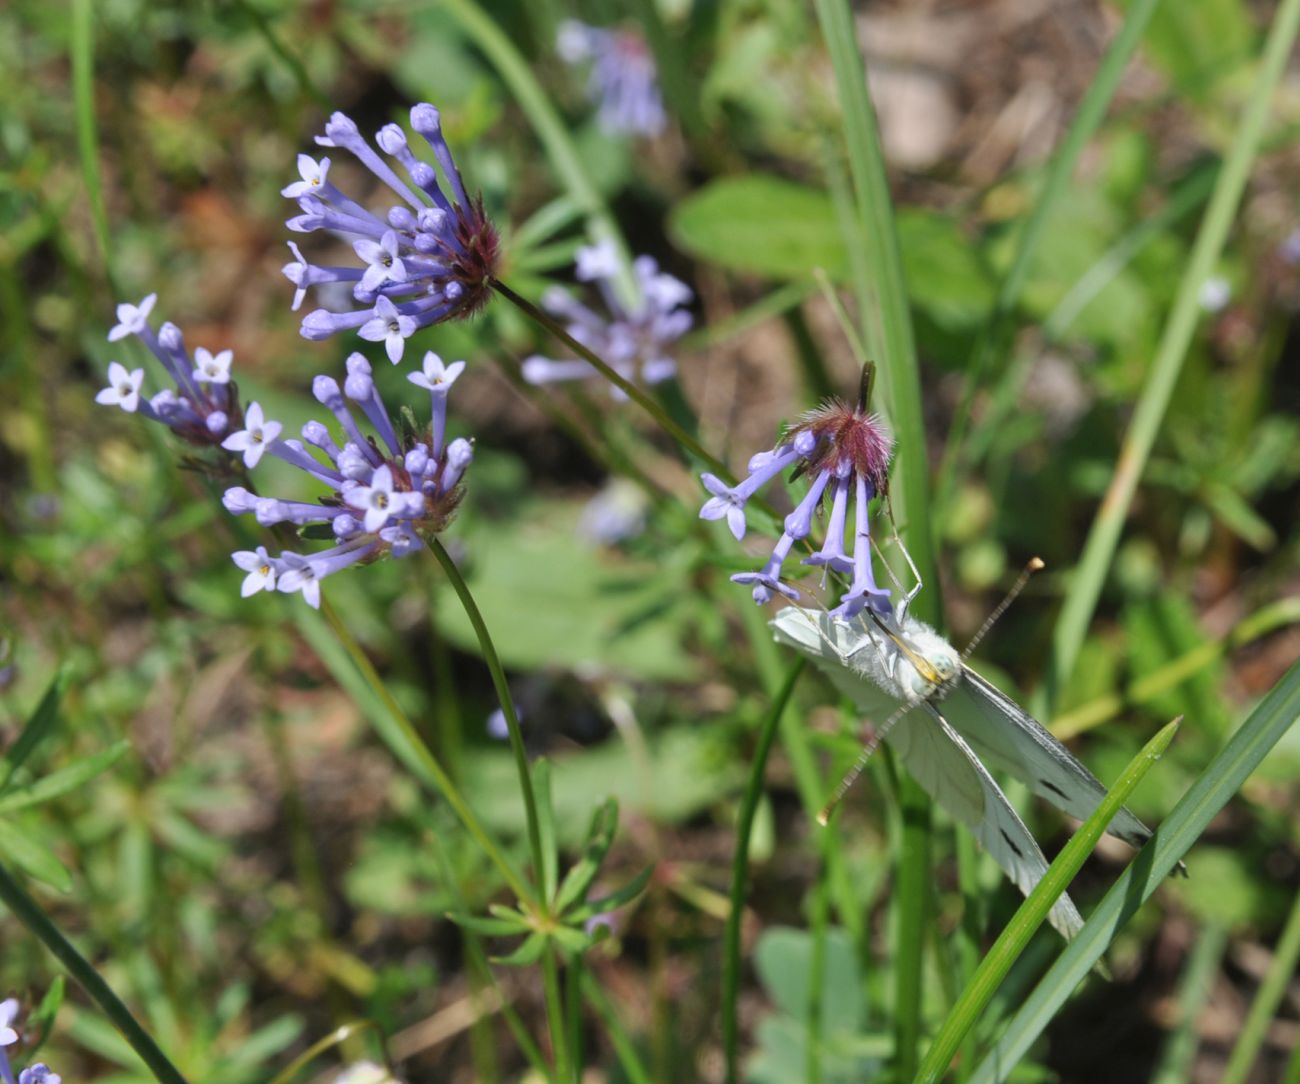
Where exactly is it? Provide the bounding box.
[668,174,849,281]
[1123,0,1254,100]
[0,740,131,815]
[491,931,548,967]
[1,668,65,792]
[446,912,530,937]
[969,657,1300,1084]
[554,798,619,916]
[916,718,1180,1083]
[581,864,654,916]
[0,828,71,892]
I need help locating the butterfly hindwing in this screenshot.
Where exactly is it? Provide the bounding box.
[889,706,1085,941]
[946,668,1154,850]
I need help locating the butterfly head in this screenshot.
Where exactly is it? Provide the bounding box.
[890,618,962,701]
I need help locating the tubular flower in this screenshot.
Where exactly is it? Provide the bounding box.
[557,21,666,136]
[223,351,472,608]
[0,999,62,1084]
[700,397,894,615]
[97,294,243,446]
[284,104,500,361]
[522,241,692,396]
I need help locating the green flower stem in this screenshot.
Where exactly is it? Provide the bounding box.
[1219,888,1300,1084]
[425,537,548,904]
[316,594,533,904]
[915,718,1180,1084]
[935,0,1162,504]
[1043,0,1300,708]
[491,278,732,480]
[0,860,190,1084]
[722,660,806,1084]
[542,944,574,1083]
[70,0,111,282]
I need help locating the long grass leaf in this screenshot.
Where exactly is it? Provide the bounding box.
[812,4,939,1072]
[1150,923,1228,1084]
[1219,888,1300,1084]
[969,656,1300,1084]
[915,719,1180,1083]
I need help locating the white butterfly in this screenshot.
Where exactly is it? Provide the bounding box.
[771,602,1164,941]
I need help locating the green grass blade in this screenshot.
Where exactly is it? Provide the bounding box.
[812,4,939,1073]
[0,668,65,792]
[1044,0,1300,706]
[1150,923,1228,1084]
[722,661,805,1084]
[1219,888,1300,1084]
[937,0,1162,501]
[969,657,1300,1084]
[915,718,1179,1083]
[812,0,937,623]
[439,0,636,302]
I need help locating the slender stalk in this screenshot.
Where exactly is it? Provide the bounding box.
[581,971,653,1084]
[1043,0,1300,708]
[316,595,532,904]
[936,0,1162,503]
[891,766,931,1082]
[426,536,547,902]
[807,834,831,1084]
[1220,889,1300,1084]
[1151,924,1228,1084]
[491,278,731,479]
[0,861,189,1084]
[722,661,805,1084]
[541,945,573,1083]
[69,0,111,283]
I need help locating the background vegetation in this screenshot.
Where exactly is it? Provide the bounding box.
[2,0,1299,1081]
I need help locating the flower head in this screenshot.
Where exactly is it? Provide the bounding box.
[700,392,894,616]
[0,999,62,1084]
[557,21,666,137]
[285,104,499,360]
[98,296,243,447]
[522,241,692,395]
[223,352,472,607]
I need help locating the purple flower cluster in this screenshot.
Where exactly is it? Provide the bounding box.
[700,399,894,616]
[0,999,61,1084]
[96,294,242,446]
[522,241,692,395]
[557,21,666,137]
[222,351,472,607]
[284,104,499,362]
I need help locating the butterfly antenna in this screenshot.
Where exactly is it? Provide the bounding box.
[817,698,919,825]
[962,557,1045,660]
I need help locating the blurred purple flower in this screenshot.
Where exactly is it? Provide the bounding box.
[558,21,666,136]
[223,351,472,608]
[701,398,895,616]
[522,241,691,395]
[578,479,647,545]
[97,295,243,447]
[285,104,499,361]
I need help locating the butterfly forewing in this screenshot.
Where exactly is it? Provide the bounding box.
[945,669,1155,850]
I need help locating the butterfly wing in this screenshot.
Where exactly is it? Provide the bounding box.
[770,606,904,720]
[945,668,1153,850]
[888,705,1085,941]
